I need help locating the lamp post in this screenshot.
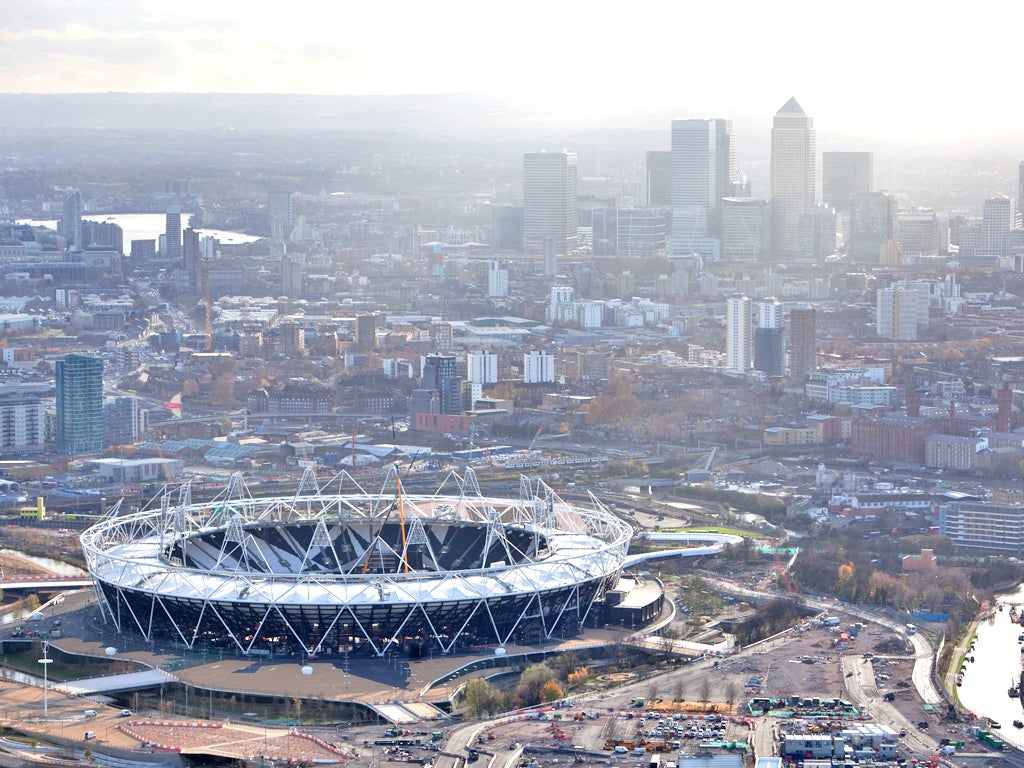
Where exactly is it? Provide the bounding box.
[37,641,52,720]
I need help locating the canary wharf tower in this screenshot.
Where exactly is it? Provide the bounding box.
[770,97,815,260]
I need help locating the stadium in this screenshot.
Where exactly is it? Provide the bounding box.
[80,465,633,657]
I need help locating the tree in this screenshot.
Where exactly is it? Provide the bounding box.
[516,663,557,705]
[22,593,39,617]
[539,679,564,703]
[699,677,711,703]
[724,681,738,711]
[464,679,494,718]
[673,676,687,703]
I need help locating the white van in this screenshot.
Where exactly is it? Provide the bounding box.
[633,748,646,756]
[613,746,628,754]
[84,710,97,718]
[84,731,96,740]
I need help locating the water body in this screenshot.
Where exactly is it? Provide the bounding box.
[18,213,262,248]
[957,587,1024,748]
[0,549,86,576]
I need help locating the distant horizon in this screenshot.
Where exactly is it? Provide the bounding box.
[0,91,1021,156]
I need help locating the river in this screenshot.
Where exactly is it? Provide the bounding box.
[17,213,261,248]
[0,550,86,577]
[957,588,1024,748]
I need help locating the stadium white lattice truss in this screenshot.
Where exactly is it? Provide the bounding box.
[81,466,632,657]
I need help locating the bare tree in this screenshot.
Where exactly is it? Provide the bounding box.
[724,681,738,711]
[673,676,687,704]
[699,677,711,704]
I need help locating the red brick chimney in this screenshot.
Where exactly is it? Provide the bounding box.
[906,393,920,418]
[998,388,1012,433]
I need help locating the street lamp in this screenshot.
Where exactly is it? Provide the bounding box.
[37,641,52,720]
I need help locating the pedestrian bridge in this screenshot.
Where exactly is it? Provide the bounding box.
[58,668,177,696]
[0,575,92,590]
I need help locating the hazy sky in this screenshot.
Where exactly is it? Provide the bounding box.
[3,0,1021,145]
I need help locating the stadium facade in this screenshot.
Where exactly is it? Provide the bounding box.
[81,466,632,657]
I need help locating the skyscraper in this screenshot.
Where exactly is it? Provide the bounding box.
[848,192,897,263]
[725,295,752,372]
[754,298,785,378]
[267,191,293,239]
[720,197,769,262]
[798,204,837,261]
[669,119,735,257]
[421,354,461,414]
[980,195,1016,259]
[770,98,815,260]
[1019,162,1024,226]
[56,354,105,455]
[165,207,183,261]
[523,151,578,255]
[645,150,673,207]
[788,304,816,381]
[490,205,523,252]
[61,190,83,250]
[822,152,873,215]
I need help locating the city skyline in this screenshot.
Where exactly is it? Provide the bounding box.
[3,1,1024,146]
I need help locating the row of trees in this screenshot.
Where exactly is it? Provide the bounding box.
[463,661,571,718]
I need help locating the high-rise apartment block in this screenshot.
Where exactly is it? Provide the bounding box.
[523,151,578,255]
[523,350,555,384]
[753,297,786,377]
[725,295,752,372]
[131,239,157,263]
[56,353,105,455]
[165,207,183,261]
[770,98,815,260]
[0,395,44,454]
[467,350,499,384]
[487,260,509,297]
[822,152,873,215]
[355,314,378,353]
[669,118,735,257]
[267,191,293,239]
[104,395,143,446]
[788,304,816,381]
[876,281,930,340]
[420,354,462,415]
[429,322,453,353]
[980,195,1016,259]
[62,190,83,250]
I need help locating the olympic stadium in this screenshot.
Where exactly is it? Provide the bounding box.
[80,465,633,657]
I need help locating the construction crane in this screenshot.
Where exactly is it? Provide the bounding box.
[361,476,410,574]
[527,421,548,452]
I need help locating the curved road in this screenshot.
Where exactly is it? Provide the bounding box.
[700,578,944,706]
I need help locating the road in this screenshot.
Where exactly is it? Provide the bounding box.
[701,576,944,706]
[840,655,939,755]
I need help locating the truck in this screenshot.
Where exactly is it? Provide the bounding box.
[630,697,645,708]
[823,617,841,627]
[906,623,917,635]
